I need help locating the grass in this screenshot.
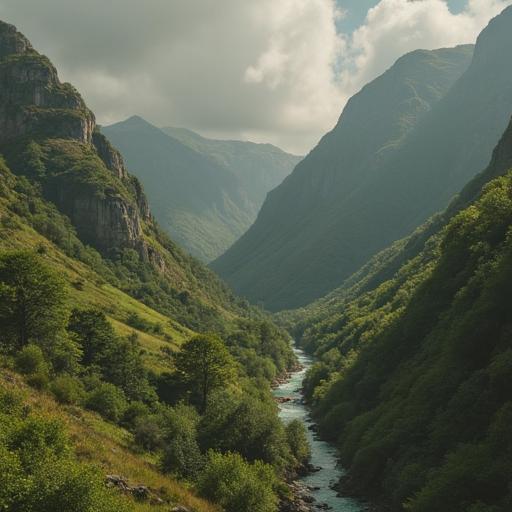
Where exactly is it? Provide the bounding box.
[0,195,195,374]
[0,371,219,512]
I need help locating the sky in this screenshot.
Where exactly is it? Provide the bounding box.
[0,0,510,154]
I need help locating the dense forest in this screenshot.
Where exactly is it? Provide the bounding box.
[283,92,512,512]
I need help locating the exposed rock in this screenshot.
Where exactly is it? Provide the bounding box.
[0,21,95,144]
[53,190,143,255]
[105,474,162,503]
[170,506,190,512]
[92,131,128,180]
[0,21,32,58]
[275,396,293,404]
[280,481,316,512]
[0,20,168,270]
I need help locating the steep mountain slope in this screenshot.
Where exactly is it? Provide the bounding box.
[290,115,512,512]
[103,118,299,262]
[214,12,512,311]
[0,21,254,332]
[161,126,300,210]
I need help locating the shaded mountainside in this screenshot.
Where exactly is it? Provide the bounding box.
[161,126,300,210]
[103,118,299,262]
[285,114,512,512]
[215,7,512,311]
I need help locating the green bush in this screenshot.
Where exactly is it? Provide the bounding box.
[15,344,48,375]
[50,375,86,405]
[85,382,127,422]
[197,451,278,512]
[134,419,163,452]
[26,371,50,390]
[160,403,203,478]
[0,388,132,512]
[121,401,150,430]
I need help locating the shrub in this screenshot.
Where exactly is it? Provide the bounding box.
[133,419,163,451]
[197,451,278,512]
[50,375,86,405]
[160,404,203,478]
[15,344,48,375]
[161,432,203,479]
[121,401,150,430]
[26,371,50,390]
[85,383,127,422]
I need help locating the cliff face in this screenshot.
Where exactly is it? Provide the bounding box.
[0,20,155,263]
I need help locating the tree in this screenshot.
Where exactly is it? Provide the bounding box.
[0,251,68,349]
[67,309,116,366]
[68,309,155,402]
[286,420,311,467]
[175,334,235,413]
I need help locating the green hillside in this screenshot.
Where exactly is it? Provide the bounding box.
[0,19,307,512]
[103,118,299,262]
[214,10,512,311]
[285,110,512,511]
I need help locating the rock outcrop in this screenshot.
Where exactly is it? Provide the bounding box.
[0,22,94,144]
[0,20,162,266]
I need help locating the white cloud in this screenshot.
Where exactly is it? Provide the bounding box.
[342,0,512,93]
[0,0,510,153]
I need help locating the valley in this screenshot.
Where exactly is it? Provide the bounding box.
[1,3,512,512]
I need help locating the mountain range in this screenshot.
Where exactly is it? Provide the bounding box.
[103,117,300,262]
[213,6,512,311]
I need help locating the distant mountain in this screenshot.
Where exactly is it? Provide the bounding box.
[212,23,512,311]
[103,118,300,262]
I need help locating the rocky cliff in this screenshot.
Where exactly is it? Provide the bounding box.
[0,20,156,264]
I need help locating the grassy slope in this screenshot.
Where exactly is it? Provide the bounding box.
[0,372,218,512]
[0,162,193,373]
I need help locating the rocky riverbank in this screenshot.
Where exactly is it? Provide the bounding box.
[273,346,366,512]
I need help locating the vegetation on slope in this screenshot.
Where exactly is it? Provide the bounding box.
[0,20,307,512]
[103,117,300,262]
[291,135,512,511]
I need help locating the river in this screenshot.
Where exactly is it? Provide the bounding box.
[273,346,365,512]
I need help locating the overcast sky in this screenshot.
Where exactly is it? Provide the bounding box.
[0,0,510,154]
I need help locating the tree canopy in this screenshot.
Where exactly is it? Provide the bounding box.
[175,334,236,412]
[0,251,68,349]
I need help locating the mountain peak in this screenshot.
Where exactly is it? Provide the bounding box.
[472,4,512,64]
[0,20,33,59]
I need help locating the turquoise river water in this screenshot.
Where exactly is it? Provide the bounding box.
[273,346,366,512]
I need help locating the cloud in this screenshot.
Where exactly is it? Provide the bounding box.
[343,0,512,93]
[0,0,510,153]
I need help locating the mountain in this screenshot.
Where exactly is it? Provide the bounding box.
[0,19,305,512]
[214,10,512,311]
[161,125,300,209]
[0,20,257,332]
[286,109,512,511]
[103,118,300,262]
